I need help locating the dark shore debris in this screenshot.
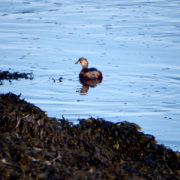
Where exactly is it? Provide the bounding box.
[0,93,180,179]
[0,70,33,85]
[59,77,63,82]
[49,77,63,83]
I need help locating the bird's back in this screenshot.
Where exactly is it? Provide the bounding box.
[80,68,103,81]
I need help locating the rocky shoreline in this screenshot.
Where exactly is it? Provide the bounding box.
[0,93,179,179]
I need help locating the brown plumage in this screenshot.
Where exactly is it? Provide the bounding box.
[75,57,103,82]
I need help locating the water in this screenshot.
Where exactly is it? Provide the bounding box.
[0,0,180,151]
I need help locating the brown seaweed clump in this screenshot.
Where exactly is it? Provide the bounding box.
[0,93,180,179]
[0,71,33,85]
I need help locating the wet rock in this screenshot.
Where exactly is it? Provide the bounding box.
[0,93,180,179]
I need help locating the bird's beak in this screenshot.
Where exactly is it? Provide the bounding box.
[75,60,80,64]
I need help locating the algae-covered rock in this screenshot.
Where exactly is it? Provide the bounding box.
[0,93,180,179]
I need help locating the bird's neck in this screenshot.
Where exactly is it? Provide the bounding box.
[82,64,88,69]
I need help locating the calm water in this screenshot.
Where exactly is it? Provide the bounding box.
[0,0,180,151]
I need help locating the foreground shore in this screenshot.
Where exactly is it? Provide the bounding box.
[0,93,179,179]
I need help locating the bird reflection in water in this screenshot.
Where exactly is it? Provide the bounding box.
[75,57,103,94]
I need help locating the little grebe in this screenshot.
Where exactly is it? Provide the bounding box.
[75,57,103,82]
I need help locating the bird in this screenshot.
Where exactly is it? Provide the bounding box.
[75,57,103,82]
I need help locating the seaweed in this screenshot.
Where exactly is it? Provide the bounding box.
[0,71,33,85]
[0,93,180,179]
